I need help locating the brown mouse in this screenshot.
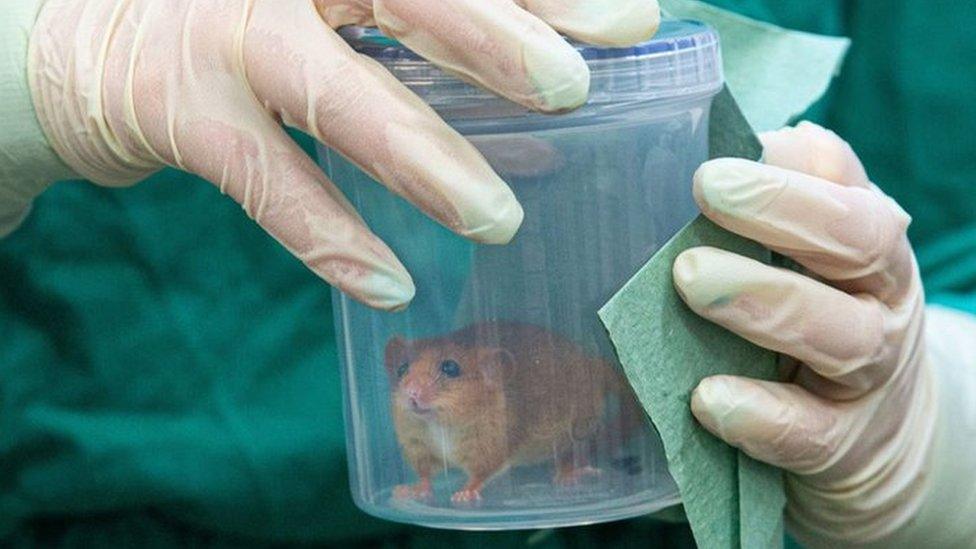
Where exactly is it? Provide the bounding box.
[384,321,644,503]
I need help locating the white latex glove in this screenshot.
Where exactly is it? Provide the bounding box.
[24,0,660,311]
[673,122,976,547]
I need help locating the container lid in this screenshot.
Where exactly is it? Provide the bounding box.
[340,20,723,121]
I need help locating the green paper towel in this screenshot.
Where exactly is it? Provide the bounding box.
[597,89,786,548]
[599,215,783,549]
[708,87,762,160]
[594,5,851,545]
[740,451,786,548]
[661,0,850,132]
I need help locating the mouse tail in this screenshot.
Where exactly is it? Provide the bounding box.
[598,360,653,477]
[600,360,652,440]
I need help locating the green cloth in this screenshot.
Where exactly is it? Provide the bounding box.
[2,1,976,547]
[662,0,850,132]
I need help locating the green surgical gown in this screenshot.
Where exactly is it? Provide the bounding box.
[2,1,974,546]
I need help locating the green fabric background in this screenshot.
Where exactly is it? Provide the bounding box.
[2,1,974,546]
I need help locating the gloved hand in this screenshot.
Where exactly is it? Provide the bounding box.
[24,0,660,311]
[674,122,976,547]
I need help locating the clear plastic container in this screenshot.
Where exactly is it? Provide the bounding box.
[317,20,724,530]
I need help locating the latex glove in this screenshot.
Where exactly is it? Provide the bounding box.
[25,0,660,311]
[673,122,976,547]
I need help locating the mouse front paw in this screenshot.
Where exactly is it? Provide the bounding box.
[554,466,602,486]
[393,478,433,500]
[451,488,482,503]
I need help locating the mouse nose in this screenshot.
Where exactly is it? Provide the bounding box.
[403,385,432,413]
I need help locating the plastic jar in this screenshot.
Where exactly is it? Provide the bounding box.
[317,20,724,530]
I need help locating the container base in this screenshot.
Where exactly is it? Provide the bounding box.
[355,468,682,531]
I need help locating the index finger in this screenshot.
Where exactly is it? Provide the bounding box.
[759,122,871,189]
[371,0,656,113]
[245,1,524,245]
[515,0,660,47]
[693,158,916,305]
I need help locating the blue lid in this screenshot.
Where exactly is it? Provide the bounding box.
[339,20,723,122]
[340,19,718,63]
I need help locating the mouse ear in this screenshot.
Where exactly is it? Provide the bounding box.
[384,336,410,378]
[475,347,515,387]
[479,347,515,372]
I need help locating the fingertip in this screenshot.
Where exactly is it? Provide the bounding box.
[757,121,831,146]
[572,0,661,47]
[527,0,660,47]
[381,117,525,245]
[756,122,827,162]
[692,375,789,453]
[376,0,595,113]
[691,158,730,210]
[695,374,843,470]
[611,0,661,45]
[692,158,769,217]
[672,247,708,295]
[690,375,741,439]
[459,194,525,245]
[672,247,741,312]
[358,265,417,312]
[759,121,870,187]
[442,161,525,245]
[523,42,590,112]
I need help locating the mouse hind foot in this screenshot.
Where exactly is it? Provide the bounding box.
[451,478,485,504]
[393,477,433,500]
[553,464,602,486]
[554,438,602,486]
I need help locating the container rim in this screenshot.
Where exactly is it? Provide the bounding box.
[338,19,724,122]
[339,19,719,63]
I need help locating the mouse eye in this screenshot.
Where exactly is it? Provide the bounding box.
[440,360,461,378]
[396,362,410,378]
